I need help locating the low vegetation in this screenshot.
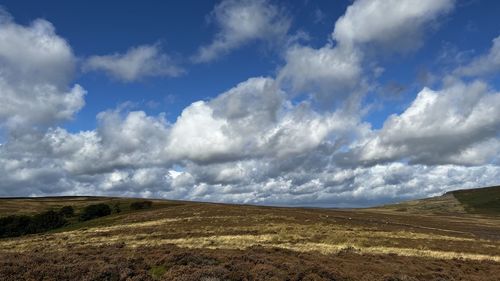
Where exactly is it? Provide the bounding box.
[0,199,157,238]
[130,200,153,210]
[79,203,112,221]
[0,187,499,280]
[452,185,500,215]
[59,206,75,217]
[2,244,500,281]
[0,209,67,238]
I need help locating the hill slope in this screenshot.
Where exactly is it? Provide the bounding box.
[377,185,500,216]
[0,192,500,280]
[451,185,500,215]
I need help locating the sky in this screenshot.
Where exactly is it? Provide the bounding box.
[0,0,499,207]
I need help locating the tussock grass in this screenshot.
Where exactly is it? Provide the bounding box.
[1,196,500,266]
[2,216,499,262]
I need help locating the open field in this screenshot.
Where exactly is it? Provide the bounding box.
[1,186,500,280]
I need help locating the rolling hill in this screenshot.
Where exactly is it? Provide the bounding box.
[377,185,500,216]
[0,186,499,280]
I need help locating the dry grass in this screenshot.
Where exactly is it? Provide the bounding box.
[1,197,500,280]
[2,202,500,263]
[376,193,467,214]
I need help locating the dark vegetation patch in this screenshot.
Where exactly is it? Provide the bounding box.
[0,196,172,217]
[452,185,500,215]
[59,206,75,217]
[79,203,112,221]
[0,208,68,238]
[1,200,156,238]
[130,200,153,210]
[0,244,499,281]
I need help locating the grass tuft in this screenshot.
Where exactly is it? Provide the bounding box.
[149,265,167,280]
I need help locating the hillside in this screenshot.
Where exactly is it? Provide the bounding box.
[451,185,500,215]
[0,191,500,280]
[0,196,182,217]
[376,185,500,216]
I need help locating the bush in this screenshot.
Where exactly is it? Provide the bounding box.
[0,215,32,237]
[29,210,67,232]
[130,200,153,210]
[113,203,121,213]
[59,206,75,217]
[79,204,112,221]
[0,210,67,238]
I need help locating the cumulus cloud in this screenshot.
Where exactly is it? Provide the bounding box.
[0,11,85,131]
[0,75,364,203]
[344,79,500,166]
[167,77,359,164]
[455,35,500,77]
[84,44,184,82]
[333,0,454,52]
[163,161,500,207]
[0,109,173,197]
[192,0,291,63]
[278,0,455,107]
[278,44,363,106]
[0,74,498,205]
[0,3,498,207]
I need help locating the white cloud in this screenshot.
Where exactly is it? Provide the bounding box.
[84,44,184,82]
[192,0,291,63]
[166,77,357,163]
[455,35,500,77]
[166,77,285,162]
[0,12,85,131]
[171,162,500,207]
[0,3,498,208]
[278,44,362,105]
[349,79,500,166]
[0,75,498,205]
[333,0,454,52]
[166,100,237,163]
[277,0,455,107]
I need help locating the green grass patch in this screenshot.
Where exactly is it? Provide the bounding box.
[149,265,167,280]
[452,185,500,215]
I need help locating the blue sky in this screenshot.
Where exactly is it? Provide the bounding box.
[3,1,354,130]
[0,0,499,206]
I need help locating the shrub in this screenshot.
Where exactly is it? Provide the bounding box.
[113,203,121,213]
[0,210,67,238]
[59,206,75,217]
[29,210,67,232]
[130,200,153,210]
[79,204,112,221]
[0,215,32,237]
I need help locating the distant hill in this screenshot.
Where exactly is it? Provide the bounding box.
[1,185,499,218]
[0,196,181,217]
[450,185,500,215]
[379,185,500,216]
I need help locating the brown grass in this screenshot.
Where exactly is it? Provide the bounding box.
[1,197,500,280]
[1,243,499,281]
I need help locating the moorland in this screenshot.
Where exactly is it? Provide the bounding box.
[0,186,499,280]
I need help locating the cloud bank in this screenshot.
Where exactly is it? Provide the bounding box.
[0,1,499,207]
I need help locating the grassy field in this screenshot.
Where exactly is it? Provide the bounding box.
[1,186,500,280]
[452,185,500,215]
